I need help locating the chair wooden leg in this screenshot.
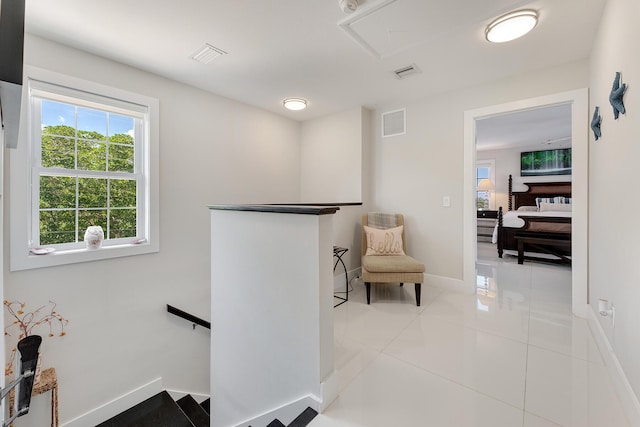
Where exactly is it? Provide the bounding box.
[365,282,371,304]
[415,283,421,306]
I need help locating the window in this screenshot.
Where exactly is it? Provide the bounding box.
[476,160,495,210]
[10,67,159,270]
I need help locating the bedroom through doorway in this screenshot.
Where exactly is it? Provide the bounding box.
[475,104,572,265]
[463,89,589,318]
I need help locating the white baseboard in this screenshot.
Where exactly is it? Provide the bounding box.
[235,394,320,427]
[587,306,640,426]
[333,267,361,291]
[320,370,339,412]
[61,378,163,427]
[424,273,467,293]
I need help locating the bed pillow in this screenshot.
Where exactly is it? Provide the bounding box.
[517,206,538,212]
[535,196,571,210]
[364,225,405,256]
[539,202,572,212]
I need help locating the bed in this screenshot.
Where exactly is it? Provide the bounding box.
[494,175,572,265]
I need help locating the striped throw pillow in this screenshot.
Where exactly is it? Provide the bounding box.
[535,197,571,210]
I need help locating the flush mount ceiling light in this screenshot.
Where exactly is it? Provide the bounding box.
[283,98,307,111]
[485,10,538,43]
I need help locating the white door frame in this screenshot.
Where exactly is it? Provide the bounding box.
[463,89,589,318]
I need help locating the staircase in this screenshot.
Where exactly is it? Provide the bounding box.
[266,407,318,427]
[96,390,317,427]
[96,391,210,427]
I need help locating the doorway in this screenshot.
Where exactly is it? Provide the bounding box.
[463,89,589,318]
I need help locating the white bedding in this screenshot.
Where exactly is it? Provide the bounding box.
[491,210,572,243]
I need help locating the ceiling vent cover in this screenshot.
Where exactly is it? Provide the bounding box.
[190,43,227,64]
[382,109,406,137]
[393,64,421,80]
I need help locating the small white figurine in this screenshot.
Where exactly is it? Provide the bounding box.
[84,226,104,250]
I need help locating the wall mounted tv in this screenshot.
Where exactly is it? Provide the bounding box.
[521,148,571,176]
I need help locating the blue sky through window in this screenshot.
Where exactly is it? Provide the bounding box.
[42,100,134,137]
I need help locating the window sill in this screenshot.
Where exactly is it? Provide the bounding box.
[11,240,159,271]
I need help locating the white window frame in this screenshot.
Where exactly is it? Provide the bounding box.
[476,159,495,210]
[10,66,159,271]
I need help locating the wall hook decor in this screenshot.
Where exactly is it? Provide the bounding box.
[591,106,602,141]
[609,71,627,119]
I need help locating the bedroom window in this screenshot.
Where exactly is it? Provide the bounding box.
[476,160,495,210]
[10,67,159,270]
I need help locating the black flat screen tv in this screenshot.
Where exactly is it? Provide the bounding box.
[521,148,571,177]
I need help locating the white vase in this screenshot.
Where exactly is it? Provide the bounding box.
[84,226,104,249]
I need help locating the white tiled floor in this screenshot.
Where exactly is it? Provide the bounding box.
[309,243,629,427]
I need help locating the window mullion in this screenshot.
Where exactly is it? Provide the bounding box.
[75,176,79,243]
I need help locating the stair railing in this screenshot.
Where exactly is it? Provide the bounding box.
[1,335,42,427]
[167,305,211,330]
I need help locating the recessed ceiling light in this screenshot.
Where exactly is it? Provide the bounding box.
[283,98,307,111]
[485,10,538,43]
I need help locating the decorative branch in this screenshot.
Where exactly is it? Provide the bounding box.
[4,300,68,376]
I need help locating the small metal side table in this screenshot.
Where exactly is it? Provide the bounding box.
[333,246,349,307]
[9,367,58,427]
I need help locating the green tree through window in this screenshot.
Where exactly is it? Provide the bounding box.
[37,99,139,246]
[476,166,490,210]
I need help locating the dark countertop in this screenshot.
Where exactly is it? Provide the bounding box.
[208,204,340,215]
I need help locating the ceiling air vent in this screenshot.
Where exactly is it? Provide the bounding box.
[382,109,406,137]
[393,64,421,80]
[190,43,227,64]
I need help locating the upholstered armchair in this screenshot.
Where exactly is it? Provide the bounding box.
[361,213,425,306]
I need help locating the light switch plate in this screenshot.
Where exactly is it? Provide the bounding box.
[443,196,450,207]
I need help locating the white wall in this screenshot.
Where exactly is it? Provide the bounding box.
[300,107,372,273]
[478,146,572,212]
[589,0,640,403]
[210,209,335,426]
[4,34,301,425]
[300,107,363,203]
[372,59,589,281]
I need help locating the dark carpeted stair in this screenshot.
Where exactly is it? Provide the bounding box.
[200,397,210,414]
[176,394,209,427]
[288,407,318,427]
[97,390,211,427]
[98,391,316,427]
[266,406,318,427]
[96,391,195,427]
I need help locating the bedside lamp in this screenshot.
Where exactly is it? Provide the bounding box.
[477,178,494,210]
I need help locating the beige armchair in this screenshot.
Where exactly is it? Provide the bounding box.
[361,213,425,306]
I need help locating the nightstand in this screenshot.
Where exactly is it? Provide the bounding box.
[477,210,498,243]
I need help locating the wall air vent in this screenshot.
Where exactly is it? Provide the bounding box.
[190,43,227,64]
[382,109,406,137]
[393,64,421,80]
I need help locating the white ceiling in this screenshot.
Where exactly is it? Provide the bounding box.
[476,103,572,151]
[25,0,605,124]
